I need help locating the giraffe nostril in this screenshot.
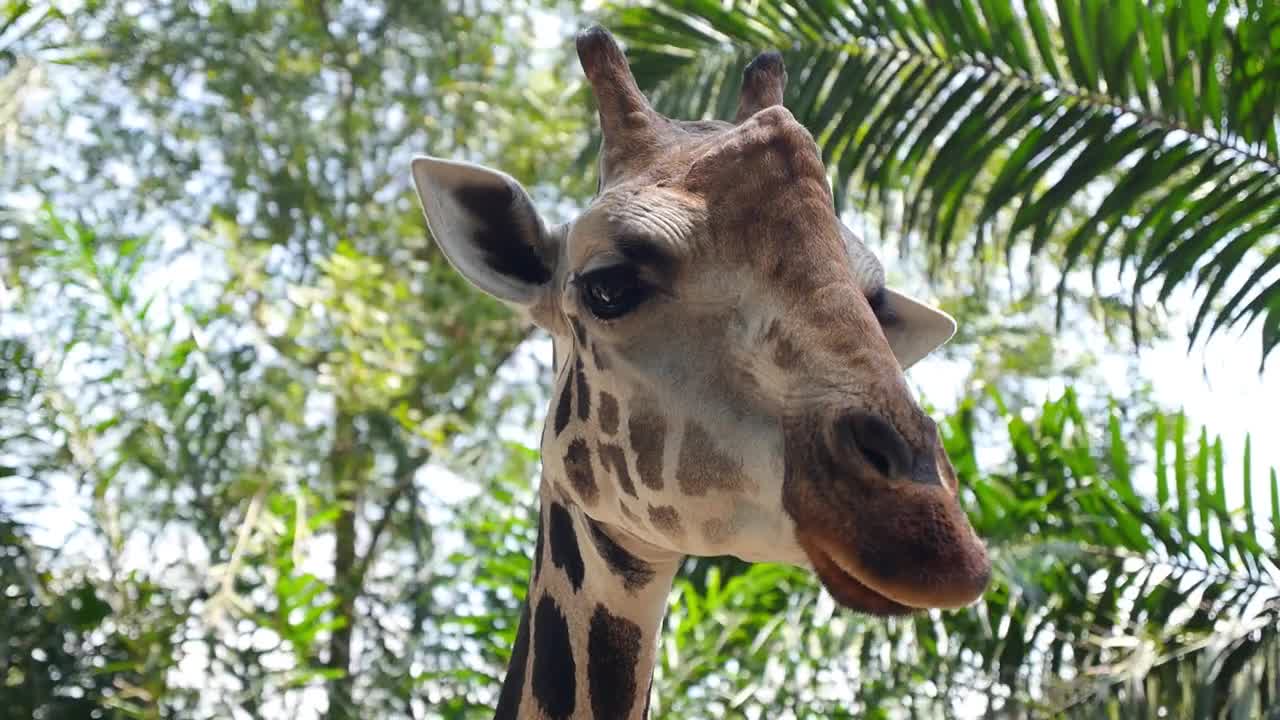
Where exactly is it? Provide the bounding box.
[836,412,912,480]
[861,444,893,478]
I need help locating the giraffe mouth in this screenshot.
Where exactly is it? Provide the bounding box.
[799,535,914,617]
[782,422,992,614]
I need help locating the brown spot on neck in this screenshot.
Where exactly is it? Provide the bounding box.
[588,605,643,720]
[493,604,531,719]
[587,519,655,591]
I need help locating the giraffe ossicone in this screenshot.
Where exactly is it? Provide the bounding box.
[412,25,990,720]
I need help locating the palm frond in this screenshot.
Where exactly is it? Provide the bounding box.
[610,0,1280,363]
[942,389,1280,718]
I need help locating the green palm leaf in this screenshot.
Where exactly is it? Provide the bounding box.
[940,391,1280,718]
[609,0,1280,363]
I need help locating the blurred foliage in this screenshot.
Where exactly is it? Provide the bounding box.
[3,1,582,717]
[1,1,1278,720]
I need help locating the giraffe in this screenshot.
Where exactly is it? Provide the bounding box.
[411,26,991,720]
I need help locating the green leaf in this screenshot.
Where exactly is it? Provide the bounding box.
[1174,412,1189,533]
[1057,0,1100,91]
[1272,468,1280,553]
[1195,427,1213,556]
[1242,434,1255,537]
[1155,413,1169,508]
[1023,0,1063,78]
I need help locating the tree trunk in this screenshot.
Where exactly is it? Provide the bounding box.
[326,411,359,720]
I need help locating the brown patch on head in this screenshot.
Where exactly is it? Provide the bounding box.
[676,420,747,496]
[570,316,588,346]
[575,357,591,422]
[760,317,801,370]
[628,409,666,491]
[599,392,620,435]
[598,442,637,498]
[563,438,599,506]
[647,505,683,537]
[554,366,573,436]
[590,342,611,371]
[702,518,731,545]
[772,331,802,370]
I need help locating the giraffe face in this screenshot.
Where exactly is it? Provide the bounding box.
[411,27,990,615]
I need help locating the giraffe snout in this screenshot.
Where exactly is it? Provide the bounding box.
[784,405,990,614]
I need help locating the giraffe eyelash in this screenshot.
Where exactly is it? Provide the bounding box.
[575,265,654,320]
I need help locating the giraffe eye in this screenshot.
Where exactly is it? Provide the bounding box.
[578,265,650,320]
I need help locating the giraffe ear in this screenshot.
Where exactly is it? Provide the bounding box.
[838,222,955,368]
[880,289,957,370]
[411,156,558,305]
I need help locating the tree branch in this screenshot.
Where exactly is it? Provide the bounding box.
[352,451,431,589]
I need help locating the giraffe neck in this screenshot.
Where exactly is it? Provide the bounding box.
[495,483,682,720]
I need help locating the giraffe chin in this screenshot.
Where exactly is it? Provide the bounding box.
[798,535,915,617]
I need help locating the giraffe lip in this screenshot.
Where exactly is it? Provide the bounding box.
[799,536,914,616]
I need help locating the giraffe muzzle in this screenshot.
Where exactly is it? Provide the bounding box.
[783,411,991,614]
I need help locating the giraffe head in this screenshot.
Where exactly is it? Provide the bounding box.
[412,27,989,615]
